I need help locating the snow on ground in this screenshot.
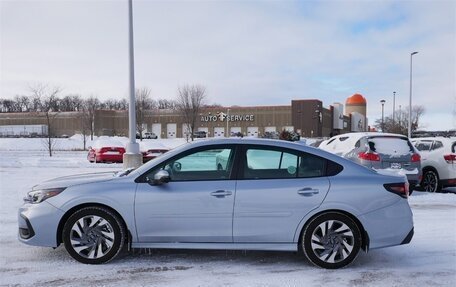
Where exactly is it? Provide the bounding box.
[0,139,455,287]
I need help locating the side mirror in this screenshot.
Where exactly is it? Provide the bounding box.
[150,170,170,185]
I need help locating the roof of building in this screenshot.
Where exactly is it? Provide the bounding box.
[346,93,367,105]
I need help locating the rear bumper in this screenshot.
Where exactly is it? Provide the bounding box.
[359,199,414,249]
[97,154,123,163]
[401,228,414,245]
[440,178,456,188]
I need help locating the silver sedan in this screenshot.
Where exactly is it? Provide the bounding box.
[18,138,414,269]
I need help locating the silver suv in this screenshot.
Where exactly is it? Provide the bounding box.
[320,132,422,191]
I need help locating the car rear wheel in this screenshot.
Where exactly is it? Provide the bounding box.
[422,170,441,193]
[302,212,361,269]
[63,207,126,264]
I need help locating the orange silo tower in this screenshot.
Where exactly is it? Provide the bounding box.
[345,93,367,118]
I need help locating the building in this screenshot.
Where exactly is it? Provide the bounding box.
[0,94,368,138]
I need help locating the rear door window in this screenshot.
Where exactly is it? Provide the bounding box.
[415,140,433,151]
[432,141,443,150]
[243,147,333,179]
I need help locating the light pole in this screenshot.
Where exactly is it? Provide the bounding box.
[226,108,230,137]
[392,91,396,130]
[380,99,386,132]
[123,0,142,168]
[408,51,418,138]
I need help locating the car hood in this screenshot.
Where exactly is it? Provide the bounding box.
[32,171,117,190]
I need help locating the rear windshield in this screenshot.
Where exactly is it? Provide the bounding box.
[367,137,413,155]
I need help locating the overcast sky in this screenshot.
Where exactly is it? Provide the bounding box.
[1,0,455,130]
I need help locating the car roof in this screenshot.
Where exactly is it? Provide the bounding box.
[412,137,455,143]
[333,132,408,140]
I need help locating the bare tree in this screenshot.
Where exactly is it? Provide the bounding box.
[374,105,426,135]
[82,96,100,140]
[30,84,61,156]
[135,88,155,141]
[176,84,207,141]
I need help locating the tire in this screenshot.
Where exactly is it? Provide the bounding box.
[302,212,362,269]
[62,207,126,264]
[421,170,441,193]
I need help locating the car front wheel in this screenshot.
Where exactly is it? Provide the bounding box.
[62,207,126,264]
[422,170,441,193]
[302,212,362,269]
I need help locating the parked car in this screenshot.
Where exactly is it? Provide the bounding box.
[193,131,207,138]
[411,137,456,192]
[144,132,158,139]
[19,138,413,268]
[319,132,422,192]
[262,131,280,139]
[140,142,169,163]
[87,139,125,163]
[136,132,158,139]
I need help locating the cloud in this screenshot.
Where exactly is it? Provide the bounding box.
[1,0,454,130]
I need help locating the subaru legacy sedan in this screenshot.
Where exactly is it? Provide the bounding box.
[18,138,413,269]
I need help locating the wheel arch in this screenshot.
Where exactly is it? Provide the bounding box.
[297,209,369,253]
[422,165,439,176]
[56,203,132,247]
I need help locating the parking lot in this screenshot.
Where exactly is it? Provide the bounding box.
[0,150,455,287]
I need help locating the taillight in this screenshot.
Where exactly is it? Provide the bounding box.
[411,153,421,162]
[444,154,456,164]
[384,182,409,199]
[358,152,380,161]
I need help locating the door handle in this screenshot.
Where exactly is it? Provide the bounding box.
[297,187,319,196]
[210,190,233,198]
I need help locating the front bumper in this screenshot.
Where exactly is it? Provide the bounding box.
[18,201,65,247]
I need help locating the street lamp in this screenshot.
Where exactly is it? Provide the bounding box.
[380,99,386,132]
[408,51,418,138]
[392,91,396,129]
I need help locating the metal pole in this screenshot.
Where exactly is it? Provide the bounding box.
[123,0,141,168]
[380,100,385,132]
[226,108,230,137]
[392,91,396,129]
[408,52,418,138]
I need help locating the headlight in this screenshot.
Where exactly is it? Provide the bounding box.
[24,188,66,204]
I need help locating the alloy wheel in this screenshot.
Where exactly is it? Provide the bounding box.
[310,220,355,264]
[69,215,115,259]
[422,171,439,193]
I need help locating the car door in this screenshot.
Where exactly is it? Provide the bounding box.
[135,145,237,243]
[233,145,330,243]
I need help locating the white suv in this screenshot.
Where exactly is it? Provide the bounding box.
[412,137,456,192]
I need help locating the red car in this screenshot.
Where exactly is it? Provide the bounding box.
[140,142,169,162]
[142,148,169,162]
[87,140,126,163]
